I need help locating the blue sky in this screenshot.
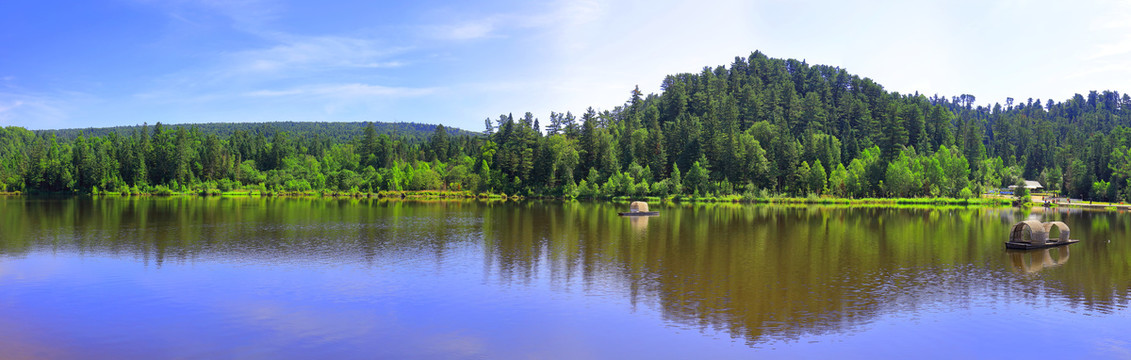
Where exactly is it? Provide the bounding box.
[2,0,1130,131]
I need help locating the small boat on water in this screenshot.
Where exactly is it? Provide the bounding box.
[1005,220,1079,250]
[618,201,659,216]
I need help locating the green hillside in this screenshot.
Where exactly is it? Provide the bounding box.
[44,121,476,143]
[1,50,1129,202]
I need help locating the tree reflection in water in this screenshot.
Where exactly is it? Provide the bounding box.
[481,202,1131,342]
[2,198,1130,344]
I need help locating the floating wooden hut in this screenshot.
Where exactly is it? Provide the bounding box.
[1005,220,1078,250]
[619,201,659,216]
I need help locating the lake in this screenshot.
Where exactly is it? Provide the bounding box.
[1,197,1129,359]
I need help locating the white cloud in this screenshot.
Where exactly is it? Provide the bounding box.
[140,32,413,110]
[467,0,760,116]
[0,100,25,117]
[244,83,437,98]
[0,92,71,129]
[221,35,407,76]
[1087,35,1131,60]
[434,21,498,41]
[139,0,281,31]
[195,0,279,26]
[1084,0,1131,61]
[423,2,599,42]
[138,0,410,91]
[500,0,1131,114]
[41,0,1131,132]
[1065,63,1131,80]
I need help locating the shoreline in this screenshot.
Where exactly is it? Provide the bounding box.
[7,190,1127,210]
[0,191,1010,206]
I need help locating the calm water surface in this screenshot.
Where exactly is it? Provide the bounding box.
[1,197,1130,359]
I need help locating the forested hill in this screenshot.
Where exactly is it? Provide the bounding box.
[44,121,476,143]
[2,50,1131,201]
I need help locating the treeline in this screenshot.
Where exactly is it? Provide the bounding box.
[2,50,1131,200]
[0,122,480,194]
[45,121,474,143]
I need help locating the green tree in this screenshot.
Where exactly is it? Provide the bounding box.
[795,161,812,195]
[429,124,449,162]
[670,165,684,194]
[686,161,709,195]
[881,103,909,160]
[885,152,916,197]
[1017,178,1032,203]
[808,160,827,195]
[828,163,849,197]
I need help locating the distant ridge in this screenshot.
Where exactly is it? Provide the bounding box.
[40,121,478,142]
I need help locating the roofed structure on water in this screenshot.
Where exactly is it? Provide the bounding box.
[629,201,649,212]
[1008,180,1043,190]
[1006,220,1076,250]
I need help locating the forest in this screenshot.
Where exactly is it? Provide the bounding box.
[2,50,1131,201]
[45,121,475,143]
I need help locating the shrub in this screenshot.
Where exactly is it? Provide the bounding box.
[152,185,174,196]
[958,187,973,199]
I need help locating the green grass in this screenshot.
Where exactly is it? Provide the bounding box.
[588,193,1014,207]
[0,190,1058,209]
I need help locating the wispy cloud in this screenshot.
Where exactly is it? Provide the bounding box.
[432,20,499,41]
[244,83,437,98]
[194,0,280,28]
[1084,0,1131,60]
[0,100,24,118]
[112,0,435,125]
[141,0,410,89]
[0,92,71,128]
[423,2,594,42]
[470,0,759,116]
[1064,62,1131,80]
[140,0,282,31]
[221,35,408,76]
[1087,35,1131,60]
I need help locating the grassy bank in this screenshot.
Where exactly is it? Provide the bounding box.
[606,194,1012,206]
[83,189,511,199]
[1,190,1021,208]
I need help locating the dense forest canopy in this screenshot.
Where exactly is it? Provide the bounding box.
[2,50,1130,200]
[43,121,476,142]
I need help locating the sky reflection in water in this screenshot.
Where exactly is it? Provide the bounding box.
[0,198,1129,359]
